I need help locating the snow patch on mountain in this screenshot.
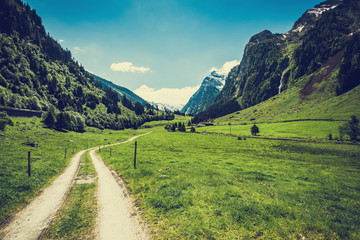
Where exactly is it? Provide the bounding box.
[181,60,239,115]
[283,1,339,39]
[307,4,338,17]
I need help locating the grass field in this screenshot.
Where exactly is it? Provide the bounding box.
[1,115,360,239]
[0,117,143,223]
[198,121,345,140]
[98,128,360,239]
[215,85,360,125]
[43,152,97,240]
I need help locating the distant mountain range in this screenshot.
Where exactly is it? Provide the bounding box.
[194,0,360,122]
[87,72,148,106]
[181,70,226,115]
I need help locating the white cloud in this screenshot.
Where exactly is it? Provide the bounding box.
[134,85,200,108]
[59,39,64,43]
[210,59,239,74]
[73,46,86,53]
[110,62,150,73]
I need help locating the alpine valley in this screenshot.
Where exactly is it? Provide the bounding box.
[1,0,360,239]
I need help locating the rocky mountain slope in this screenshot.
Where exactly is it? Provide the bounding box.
[194,0,360,122]
[181,70,226,115]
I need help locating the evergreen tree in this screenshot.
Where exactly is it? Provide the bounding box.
[339,115,359,141]
[251,124,259,136]
[328,133,333,140]
[43,105,56,129]
[134,102,144,115]
[55,111,71,131]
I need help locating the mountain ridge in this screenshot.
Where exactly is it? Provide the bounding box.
[87,72,148,106]
[181,70,226,115]
[194,0,360,122]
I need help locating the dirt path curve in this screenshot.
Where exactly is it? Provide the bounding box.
[0,150,87,240]
[91,132,151,240]
[0,132,151,240]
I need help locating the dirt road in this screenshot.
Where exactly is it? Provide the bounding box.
[0,150,86,240]
[91,132,151,240]
[0,132,151,240]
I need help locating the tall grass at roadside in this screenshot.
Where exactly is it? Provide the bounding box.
[0,117,144,223]
[98,129,360,239]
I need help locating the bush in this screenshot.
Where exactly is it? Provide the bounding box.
[338,115,359,141]
[0,111,12,131]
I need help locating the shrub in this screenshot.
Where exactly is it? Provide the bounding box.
[0,111,13,131]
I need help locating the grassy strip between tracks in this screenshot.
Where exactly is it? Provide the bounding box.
[42,152,97,240]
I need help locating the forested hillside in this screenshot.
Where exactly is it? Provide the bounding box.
[88,72,148,106]
[194,0,360,122]
[0,0,173,131]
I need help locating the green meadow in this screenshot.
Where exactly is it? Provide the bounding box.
[200,121,345,139]
[98,128,360,239]
[1,116,359,239]
[0,117,143,223]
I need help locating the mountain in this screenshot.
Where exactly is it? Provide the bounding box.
[0,0,173,131]
[152,102,184,112]
[88,72,148,106]
[194,0,360,122]
[181,70,226,115]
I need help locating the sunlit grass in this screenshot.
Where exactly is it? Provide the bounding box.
[0,117,143,223]
[200,121,345,139]
[99,128,360,239]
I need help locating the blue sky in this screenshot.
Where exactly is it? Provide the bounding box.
[24,0,322,107]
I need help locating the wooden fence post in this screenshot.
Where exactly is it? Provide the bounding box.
[134,141,137,169]
[64,148,67,158]
[28,151,31,177]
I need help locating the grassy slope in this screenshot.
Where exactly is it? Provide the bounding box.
[200,121,345,139]
[0,117,145,223]
[98,127,360,239]
[215,85,360,125]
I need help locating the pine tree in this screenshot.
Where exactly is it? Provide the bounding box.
[338,115,359,141]
[251,124,259,136]
[43,105,56,129]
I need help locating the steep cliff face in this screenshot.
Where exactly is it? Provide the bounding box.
[195,0,360,122]
[181,70,226,115]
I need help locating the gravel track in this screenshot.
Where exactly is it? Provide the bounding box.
[0,132,151,240]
